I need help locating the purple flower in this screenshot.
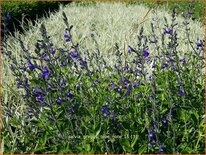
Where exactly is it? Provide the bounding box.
[159,146,164,153]
[42,53,49,61]
[197,40,203,49]
[126,86,131,94]
[41,101,46,106]
[181,58,186,64]
[42,66,50,79]
[5,12,11,20]
[152,62,155,68]
[128,45,135,54]
[67,90,73,99]
[77,83,81,90]
[92,80,98,87]
[149,130,155,140]
[27,60,35,71]
[149,39,157,43]
[73,101,78,110]
[64,29,71,42]
[110,81,115,87]
[116,122,121,129]
[16,81,21,88]
[101,106,109,117]
[162,63,168,69]
[114,64,118,70]
[171,65,176,70]
[188,10,193,14]
[114,87,121,93]
[143,47,149,57]
[132,82,140,88]
[163,27,172,34]
[50,47,56,55]
[149,75,153,81]
[148,141,155,147]
[21,66,27,72]
[80,59,87,69]
[124,79,130,85]
[162,118,168,125]
[56,97,62,104]
[61,78,66,87]
[168,57,174,62]
[36,93,45,101]
[178,86,184,96]
[69,51,80,60]
[6,111,12,118]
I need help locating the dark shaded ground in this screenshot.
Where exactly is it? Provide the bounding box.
[2,1,72,38]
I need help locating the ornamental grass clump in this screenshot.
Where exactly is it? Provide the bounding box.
[2,4,205,154]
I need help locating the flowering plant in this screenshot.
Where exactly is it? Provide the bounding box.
[3,5,205,154]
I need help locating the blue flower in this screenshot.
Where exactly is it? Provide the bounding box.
[80,59,87,69]
[143,47,149,57]
[149,39,157,44]
[50,47,56,55]
[77,83,81,90]
[149,75,153,81]
[159,146,164,153]
[41,101,47,106]
[114,87,121,93]
[116,122,121,129]
[171,65,176,70]
[42,53,49,61]
[149,130,155,140]
[148,141,155,147]
[61,78,66,87]
[152,62,155,68]
[126,86,131,94]
[128,45,135,54]
[64,29,71,42]
[162,63,168,69]
[73,101,78,110]
[178,86,184,96]
[124,79,130,85]
[5,12,11,20]
[27,60,35,71]
[188,10,193,14]
[163,27,172,34]
[132,82,140,88]
[114,64,118,70]
[69,51,80,60]
[36,93,45,101]
[162,118,168,125]
[42,66,50,79]
[92,80,98,87]
[196,40,203,49]
[56,97,62,104]
[101,106,109,117]
[21,66,27,72]
[110,81,115,87]
[67,90,73,99]
[181,58,186,64]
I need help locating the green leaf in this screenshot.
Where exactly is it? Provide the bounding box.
[131,135,138,148]
[138,144,147,153]
[122,122,130,130]
[120,139,132,152]
[85,144,91,152]
[94,123,101,138]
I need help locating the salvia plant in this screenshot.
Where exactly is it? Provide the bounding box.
[2,4,205,154]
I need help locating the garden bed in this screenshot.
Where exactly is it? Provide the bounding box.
[2,2,205,154]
